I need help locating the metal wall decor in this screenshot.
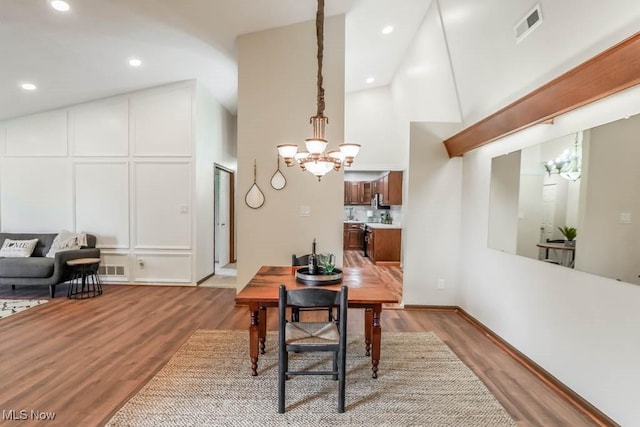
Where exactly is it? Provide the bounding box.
[270,156,287,190]
[245,160,265,209]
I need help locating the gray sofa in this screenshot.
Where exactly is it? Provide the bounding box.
[0,233,100,298]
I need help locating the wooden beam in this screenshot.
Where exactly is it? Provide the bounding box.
[444,31,640,158]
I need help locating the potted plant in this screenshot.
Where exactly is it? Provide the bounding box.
[558,226,577,246]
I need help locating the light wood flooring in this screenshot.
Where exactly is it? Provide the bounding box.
[0,257,603,427]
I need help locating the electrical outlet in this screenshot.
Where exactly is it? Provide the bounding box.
[437,279,445,290]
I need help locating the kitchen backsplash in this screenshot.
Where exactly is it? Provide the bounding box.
[344,205,402,224]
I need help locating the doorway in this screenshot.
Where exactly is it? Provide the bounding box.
[214,165,235,276]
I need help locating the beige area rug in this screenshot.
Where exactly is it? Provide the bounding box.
[0,298,47,320]
[107,330,515,427]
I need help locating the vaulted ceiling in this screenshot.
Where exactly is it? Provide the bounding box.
[0,0,431,121]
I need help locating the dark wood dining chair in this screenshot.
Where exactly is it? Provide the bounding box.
[291,254,334,322]
[278,284,348,413]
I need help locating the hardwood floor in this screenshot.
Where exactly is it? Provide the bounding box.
[0,272,601,426]
[343,249,403,309]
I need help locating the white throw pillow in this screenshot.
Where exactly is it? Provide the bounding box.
[0,238,39,258]
[45,230,88,258]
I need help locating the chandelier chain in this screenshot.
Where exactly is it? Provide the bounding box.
[315,0,325,117]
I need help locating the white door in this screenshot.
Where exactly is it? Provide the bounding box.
[542,183,557,241]
[216,170,231,267]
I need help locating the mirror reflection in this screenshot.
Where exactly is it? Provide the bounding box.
[488,113,640,285]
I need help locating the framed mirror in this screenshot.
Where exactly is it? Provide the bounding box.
[488,113,640,285]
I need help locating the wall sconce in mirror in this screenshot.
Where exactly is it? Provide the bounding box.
[543,134,582,181]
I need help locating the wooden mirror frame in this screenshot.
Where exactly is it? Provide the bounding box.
[444,31,640,158]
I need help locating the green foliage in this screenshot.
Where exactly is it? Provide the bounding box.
[558,226,577,241]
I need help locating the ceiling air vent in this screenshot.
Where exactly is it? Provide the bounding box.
[514,4,543,43]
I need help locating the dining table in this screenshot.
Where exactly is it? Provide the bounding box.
[234,265,399,378]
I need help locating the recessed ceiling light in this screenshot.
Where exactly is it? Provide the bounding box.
[365,77,375,84]
[50,1,70,12]
[20,83,37,91]
[129,58,142,67]
[382,25,394,35]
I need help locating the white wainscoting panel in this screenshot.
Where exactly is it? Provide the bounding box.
[71,98,129,156]
[1,158,73,231]
[99,252,130,283]
[133,253,191,283]
[75,162,129,248]
[134,162,191,249]
[5,110,68,156]
[131,86,192,156]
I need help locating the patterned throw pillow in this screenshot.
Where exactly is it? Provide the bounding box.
[45,230,88,258]
[0,238,39,258]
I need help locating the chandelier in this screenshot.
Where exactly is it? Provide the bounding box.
[544,134,581,182]
[277,0,360,181]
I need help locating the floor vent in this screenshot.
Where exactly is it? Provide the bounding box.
[514,4,543,43]
[98,265,126,276]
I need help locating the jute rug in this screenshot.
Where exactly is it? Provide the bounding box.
[107,330,515,426]
[0,298,47,320]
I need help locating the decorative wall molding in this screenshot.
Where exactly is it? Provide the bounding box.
[444,31,640,157]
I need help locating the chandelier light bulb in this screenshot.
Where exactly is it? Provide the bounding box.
[328,150,345,163]
[295,151,310,162]
[339,143,361,158]
[277,144,298,165]
[305,138,328,155]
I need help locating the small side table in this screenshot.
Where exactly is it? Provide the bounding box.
[67,258,102,299]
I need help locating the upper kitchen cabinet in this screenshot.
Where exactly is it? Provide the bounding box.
[344,181,371,205]
[374,171,403,205]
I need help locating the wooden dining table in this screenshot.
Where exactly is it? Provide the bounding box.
[234,265,399,378]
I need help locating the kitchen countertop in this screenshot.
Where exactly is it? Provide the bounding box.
[363,223,401,229]
[343,220,402,229]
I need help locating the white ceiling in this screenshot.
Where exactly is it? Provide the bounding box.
[0,0,431,121]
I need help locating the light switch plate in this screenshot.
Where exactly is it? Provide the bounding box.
[299,205,311,217]
[619,212,632,223]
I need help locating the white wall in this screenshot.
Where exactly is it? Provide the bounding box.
[194,83,237,282]
[403,122,462,305]
[386,1,464,306]
[345,87,408,171]
[439,0,640,126]
[458,85,640,426]
[391,0,461,124]
[236,16,346,289]
[0,80,236,285]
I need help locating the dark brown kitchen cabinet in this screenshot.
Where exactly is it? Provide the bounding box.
[361,181,372,203]
[344,181,371,205]
[374,171,403,206]
[343,223,363,249]
[344,182,357,205]
[367,227,401,265]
